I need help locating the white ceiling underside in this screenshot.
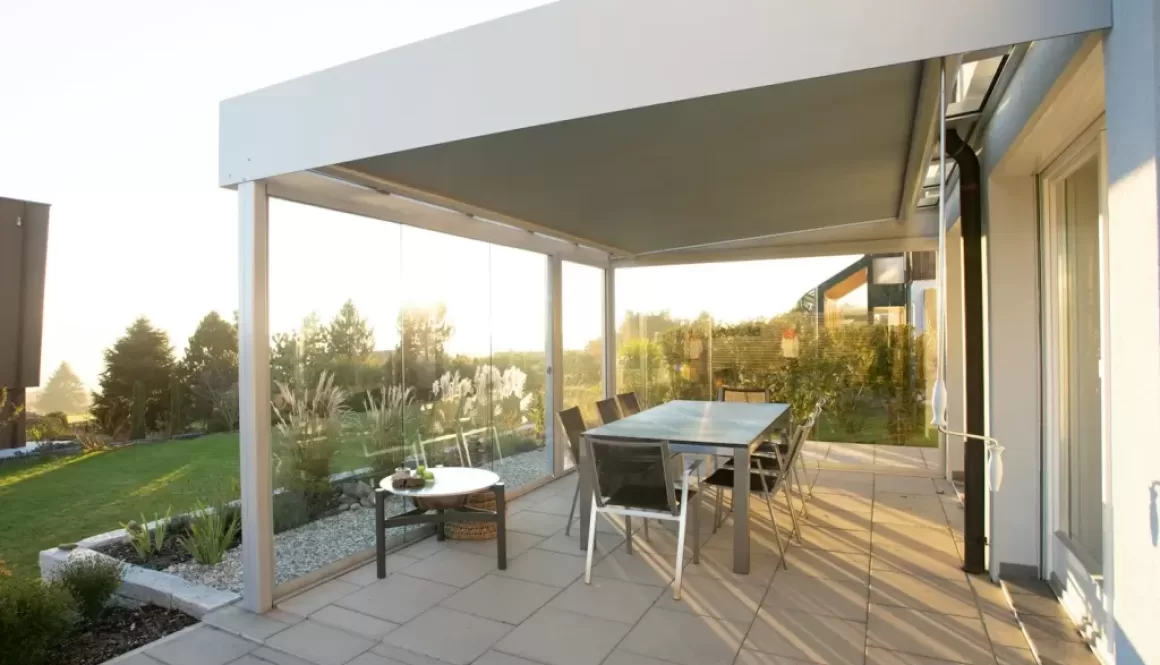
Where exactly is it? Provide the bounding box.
[220,0,1110,258]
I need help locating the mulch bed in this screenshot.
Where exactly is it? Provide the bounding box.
[51,605,198,665]
[95,535,192,570]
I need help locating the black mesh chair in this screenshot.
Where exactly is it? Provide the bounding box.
[616,392,642,416]
[557,406,588,537]
[729,397,827,521]
[581,435,702,599]
[596,397,623,424]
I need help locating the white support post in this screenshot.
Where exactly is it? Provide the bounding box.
[238,180,274,613]
[602,266,616,399]
[547,255,565,475]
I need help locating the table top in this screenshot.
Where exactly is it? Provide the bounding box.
[379,467,500,497]
[584,400,791,448]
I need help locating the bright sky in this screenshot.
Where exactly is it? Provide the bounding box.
[0,0,859,390]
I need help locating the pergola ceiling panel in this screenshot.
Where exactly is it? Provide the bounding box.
[342,63,922,255]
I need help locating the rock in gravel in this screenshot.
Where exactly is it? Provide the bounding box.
[354,481,372,498]
[350,503,361,511]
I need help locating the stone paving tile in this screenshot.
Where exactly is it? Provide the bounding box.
[620,607,747,665]
[865,646,972,665]
[866,605,992,665]
[603,650,683,665]
[494,606,631,665]
[993,646,1039,665]
[446,530,544,560]
[334,574,459,624]
[441,574,561,624]
[203,604,293,642]
[497,547,589,587]
[147,625,257,665]
[872,494,949,529]
[247,646,317,665]
[383,606,512,665]
[591,542,682,588]
[781,548,870,584]
[744,607,866,665]
[874,476,937,495]
[1021,613,1085,643]
[536,526,624,557]
[547,576,663,625]
[474,650,551,665]
[1008,589,1069,617]
[508,510,571,536]
[264,619,376,665]
[653,574,765,623]
[683,546,783,587]
[277,580,361,617]
[338,555,420,585]
[868,570,977,617]
[403,549,500,588]
[309,605,399,640]
[764,571,869,621]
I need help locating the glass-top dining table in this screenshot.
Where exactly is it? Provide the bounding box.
[581,399,792,574]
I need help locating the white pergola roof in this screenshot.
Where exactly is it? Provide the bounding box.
[220,0,1109,259]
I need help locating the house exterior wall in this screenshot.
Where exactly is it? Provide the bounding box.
[0,197,49,449]
[1103,1,1160,663]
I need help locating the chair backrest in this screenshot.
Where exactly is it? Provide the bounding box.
[595,397,622,424]
[785,398,826,465]
[616,392,641,416]
[556,406,587,466]
[718,386,769,403]
[582,435,678,515]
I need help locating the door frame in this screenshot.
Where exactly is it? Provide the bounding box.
[1037,115,1113,653]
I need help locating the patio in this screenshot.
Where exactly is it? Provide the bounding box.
[117,454,1035,665]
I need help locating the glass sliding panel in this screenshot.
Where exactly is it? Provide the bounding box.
[561,262,605,433]
[614,256,938,447]
[1060,156,1104,566]
[489,245,549,491]
[400,226,492,474]
[267,199,414,593]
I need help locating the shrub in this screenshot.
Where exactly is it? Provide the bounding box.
[53,556,124,621]
[179,500,241,565]
[273,492,311,534]
[0,576,77,665]
[121,508,172,561]
[273,371,348,518]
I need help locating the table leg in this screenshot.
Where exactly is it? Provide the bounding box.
[494,483,507,570]
[579,446,592,551]
[436,509,445,541]
[375,488,387,579]
[733,446,750,574]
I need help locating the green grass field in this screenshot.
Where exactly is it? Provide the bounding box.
[0,434,242,578]
[0,428,541,579]
[814,413,938,447]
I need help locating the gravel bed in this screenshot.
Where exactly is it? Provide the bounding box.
[166,449,550,592]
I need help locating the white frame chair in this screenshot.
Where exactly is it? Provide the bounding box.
[581,434,702,600]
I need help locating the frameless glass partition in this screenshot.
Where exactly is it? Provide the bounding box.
[615,254,939,447]
[561,262,606,438]
[264,199,553,593]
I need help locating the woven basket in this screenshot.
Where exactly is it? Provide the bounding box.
[446,491,497,541]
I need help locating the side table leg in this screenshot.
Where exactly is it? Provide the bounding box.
[375,488,387,579]
[436,509,446,541]
[495,483,507,570]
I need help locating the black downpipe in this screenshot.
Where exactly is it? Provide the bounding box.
[944,129,987,575]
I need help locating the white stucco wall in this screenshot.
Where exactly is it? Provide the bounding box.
[1104,1,1160,663]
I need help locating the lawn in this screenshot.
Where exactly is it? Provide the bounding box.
[0,434,242,578]
[0,427,544,578]
[814,413,938,447]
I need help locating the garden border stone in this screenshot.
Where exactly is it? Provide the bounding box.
[40,544,239,618]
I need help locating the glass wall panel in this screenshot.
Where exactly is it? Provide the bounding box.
[262,201,556,595]
[489,245,548,490]
[615,254,939,447]
[561,262,605,431]
[267,199,416,592]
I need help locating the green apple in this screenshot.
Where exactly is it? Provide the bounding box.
[423,470,435,480]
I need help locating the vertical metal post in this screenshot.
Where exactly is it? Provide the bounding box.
[602,265,616,399]
[238,180,274,612]
[547,255,564,476]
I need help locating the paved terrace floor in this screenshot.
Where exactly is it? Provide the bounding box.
[111,444,1039,665]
